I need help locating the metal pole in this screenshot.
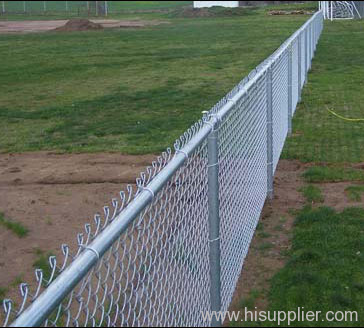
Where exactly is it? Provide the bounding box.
[331,1,333,21]
[96,0,98,16]
[105,0,108,16]
[2,1,4,14]
[323,1,326,19]
[207,117,221,327]
[322,1,324,19]
[66,1,68,11]
[23,1,26,13]
[298,32,302,102]
[288,44,293,135]
[309,23,312,70]
[304,27,308,84]
[313,20,316,53]
[43,1,46,12]
[266,64,274,200]
[311,22,314,59]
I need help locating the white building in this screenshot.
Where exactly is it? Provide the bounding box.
[193,1,240,8]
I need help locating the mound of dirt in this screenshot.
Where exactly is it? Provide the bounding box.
[268,10,313,15]
[54,19,103,32]
[172,7,251,18]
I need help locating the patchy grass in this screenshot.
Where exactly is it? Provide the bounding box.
[0,287,7,303]
[0,212,29,238]
[238,288,262,311]
[257,242,274,252]
[267,1,318,11]
[273,224,284,232]
[265,206,364,326]
[0,8,309,154]
[257,231,272,239]
[300,184,324,203]
[303,166,364,183]
[345,185,364,202]
[10,275,24,288]
[282,19,364,163]
[33,249,54,284]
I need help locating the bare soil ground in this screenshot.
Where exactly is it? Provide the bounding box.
[229,160,306,313]
[0,19,168,34]
[0,152,155,303]
[1,152,363,321]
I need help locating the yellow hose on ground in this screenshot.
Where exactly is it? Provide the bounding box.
[326,107,364,122]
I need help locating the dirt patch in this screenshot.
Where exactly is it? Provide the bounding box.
[2,152,363,322]
[268,10,314,15]
[54,19,103,32]
[0,152,155,306]
[0,19,169,34]
[316,182,364,211]
[228,159,306,314]
[173,7,249,18]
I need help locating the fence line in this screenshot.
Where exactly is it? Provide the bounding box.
[0,1,108,16]
[2,11,324,327]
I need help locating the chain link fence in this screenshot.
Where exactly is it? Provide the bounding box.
[0,1,108,16]
[1,11,323,328]
[0,1,188,17]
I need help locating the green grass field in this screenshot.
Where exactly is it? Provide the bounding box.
[266,206,364,327]
[282,20,364,163]
[0,5,313,154]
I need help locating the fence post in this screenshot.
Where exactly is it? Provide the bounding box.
[308,23,312,70]
[2,1,4,14]
[298,32,302,102]
[304,26,308,84]
[105,0,108,16]
[266,65,274,200]
[288,44,293,136]
[309,23,312,65]
[207,117,221,327]
[311,22,314,60]
[23,1,26,13]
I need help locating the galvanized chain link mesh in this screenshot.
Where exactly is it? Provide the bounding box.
[219,72,268,311]
[2,12,323,328]
[33,142,211,328]
[272,50,289,172]
[292,38,299,114]
[1,1,106,15]
[301,32,306,88]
